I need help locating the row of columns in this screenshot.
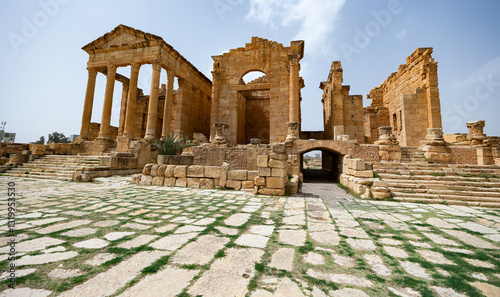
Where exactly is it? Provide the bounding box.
[79,63,177,142]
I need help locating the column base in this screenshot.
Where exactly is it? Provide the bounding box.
[286,134,299,141]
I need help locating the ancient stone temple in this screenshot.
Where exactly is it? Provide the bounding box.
[2,24,499,207]
[77,24,212,152]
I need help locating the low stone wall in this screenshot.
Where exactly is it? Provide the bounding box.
[133,163,259,191]
[352,144,380,162]
[449,146,477,165]
[340,156,390,199]
[0,143,30,157]
[132,142,299,196]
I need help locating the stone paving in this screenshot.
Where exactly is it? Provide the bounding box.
[0,175,499,296]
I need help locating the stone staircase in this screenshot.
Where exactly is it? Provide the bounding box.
[373,162,500,208]
[1,155,107,181]
[400,146,426,163]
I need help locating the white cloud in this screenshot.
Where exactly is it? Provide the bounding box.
[245,0,346,54]
[394,29,408,41]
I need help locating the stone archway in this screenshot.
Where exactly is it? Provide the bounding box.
[299,147,344,183]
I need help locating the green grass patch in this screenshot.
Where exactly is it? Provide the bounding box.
[142,255,170,274]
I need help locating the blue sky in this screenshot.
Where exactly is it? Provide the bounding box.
[1,0,499,143]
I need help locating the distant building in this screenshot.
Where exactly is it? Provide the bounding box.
[0,130,16,143]
[70,135,79,142]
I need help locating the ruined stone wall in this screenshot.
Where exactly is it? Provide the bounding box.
[88,123,118,141]
[365,48,442,146]
[320,62,364,143]
[449,146,478,165]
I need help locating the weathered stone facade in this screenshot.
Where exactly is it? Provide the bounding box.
[364,48,442,146]
[319,61,364,143]
[210,37,304,144]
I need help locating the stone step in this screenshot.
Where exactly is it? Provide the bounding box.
[392,197,500,208]
[377,173,500,184]
[1,173,71,181]
[374,168,500,177]
[389,191,500,203]
[7,168,75,174]
[374,163,500,170]
[388,187,500,198]
[385,181,500,193]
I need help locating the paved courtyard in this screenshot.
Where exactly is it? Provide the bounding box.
[0,175,499,297]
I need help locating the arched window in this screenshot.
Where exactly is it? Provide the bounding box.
[241,70,267,84]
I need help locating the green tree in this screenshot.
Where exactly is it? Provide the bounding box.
[48,132,70,143]
[34,136,45,144]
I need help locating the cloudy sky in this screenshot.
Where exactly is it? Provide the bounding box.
[1,0,499,143]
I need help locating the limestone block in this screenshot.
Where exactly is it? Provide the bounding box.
[254,176,266,186]
[165,165,175,178]
[139,175,153,186]
[272,143,287,154]
[174,166,187,178]
[285,181,298,194]
[266,176,286,189]
[259,167,271,177]
[164,178,176,187]
[205,166,221,178]
[187,178,200,188]
[272,168,287,177]
[371,187,391,199]
[353,170,373,178]
[150,165,159,177]
[219,163,229,187]
[142,164,154,175]
[157,164,167,177]
[200,178,214,189]
[270,153,287,161]
[152,176,165,186]
[175,178,187,187]
[242,181,255,189]
[187,165,204,178]
[257,155,269,167]
[226,180,242,190]
[130,174,141,184]
[258,187,285,196]
[228,170,247,181]
[268,159,286,169]
[351,159,365,171]
[247,170,258,181]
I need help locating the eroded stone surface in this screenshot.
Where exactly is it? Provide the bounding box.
[278,229,306,246]
[172,235,229,265]
[118,266,199,297]
[48,268,83,279]
[17,251,79,266]
[269,248,295,271]
[188,248,264,297]
[150,233,197,251]
[84,253,115,266]
[73,239,109,249]
[58,251,168,297]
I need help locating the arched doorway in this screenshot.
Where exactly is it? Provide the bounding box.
[239,70,270,144]
[300,148,343,183]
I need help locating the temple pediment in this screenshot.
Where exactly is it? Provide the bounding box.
[82,24,163,53]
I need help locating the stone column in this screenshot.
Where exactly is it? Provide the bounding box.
[79,67,97,139]
[162,69,175,138]
[466,120,486,145]
[286,122,299,141]
[123,63,141,139]
[118,83,129,136]
[288,54,300,123]
[210,71,220,141]
[97,64,117,140]
[145,63,162,140]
